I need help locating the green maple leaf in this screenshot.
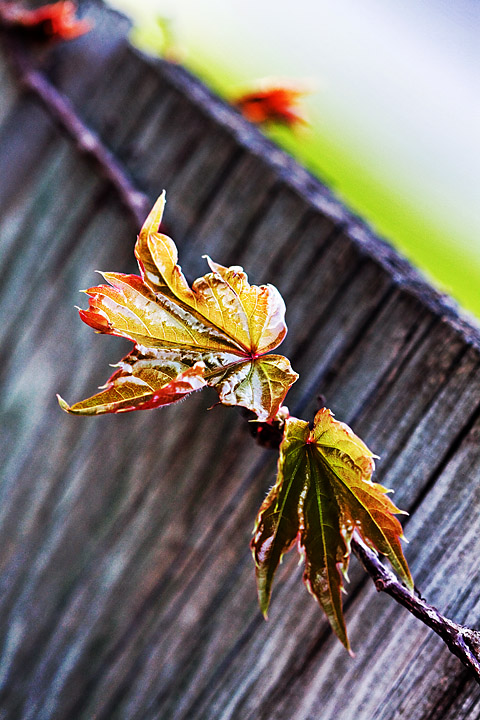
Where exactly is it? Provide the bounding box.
[251,408,413,651]
[58,192,298,421]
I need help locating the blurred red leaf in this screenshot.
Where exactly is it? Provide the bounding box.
[234,79,310,128]
[0,1,92,40]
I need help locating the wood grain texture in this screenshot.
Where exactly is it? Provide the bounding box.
[1,1,480,717]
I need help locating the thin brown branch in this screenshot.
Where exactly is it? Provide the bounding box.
[352,534,480,682]
[0,29,150,230]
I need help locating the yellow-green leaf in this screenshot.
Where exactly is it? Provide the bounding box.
[57,361,206,415]
[59,193,298,420]
[311,408,412,590]
[251,417,309,616]
[301,443,351,651]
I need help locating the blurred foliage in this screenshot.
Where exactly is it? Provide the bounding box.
[130,22,480,320]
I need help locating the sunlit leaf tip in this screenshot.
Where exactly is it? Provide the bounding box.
[56,394,69,412]
[140,190,166,239]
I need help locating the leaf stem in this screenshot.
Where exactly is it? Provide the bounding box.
[351,534,480,683]
[0,27,151,230]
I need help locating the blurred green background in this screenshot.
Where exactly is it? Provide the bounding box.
[108,0,480,318]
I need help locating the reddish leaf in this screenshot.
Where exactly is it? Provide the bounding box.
[59,192,298,421]
[0,2,92,40]
[234,79,310,127]
[58,362,206,415]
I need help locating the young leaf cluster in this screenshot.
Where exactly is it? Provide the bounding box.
[59,193,412,650]
[58,193,298,422]
[251,409,412,650]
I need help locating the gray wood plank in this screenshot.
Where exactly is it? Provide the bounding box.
[0,49,19,127]
[1,1,480,718]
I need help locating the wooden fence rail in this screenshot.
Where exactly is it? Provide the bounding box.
[1,1,480,717]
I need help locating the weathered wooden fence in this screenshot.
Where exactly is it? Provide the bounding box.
[1,1,480,717]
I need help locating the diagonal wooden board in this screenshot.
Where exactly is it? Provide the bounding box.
[0,0,479,717]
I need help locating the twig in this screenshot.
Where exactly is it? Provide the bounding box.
[352,534,480,682]
[0,30,150,230]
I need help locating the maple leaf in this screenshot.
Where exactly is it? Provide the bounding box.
[251,408,412,651]
[234,78,310,128]
[0,2,92,41]
[58,192,298,421]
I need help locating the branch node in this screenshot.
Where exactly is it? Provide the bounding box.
[374,577,391,593]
